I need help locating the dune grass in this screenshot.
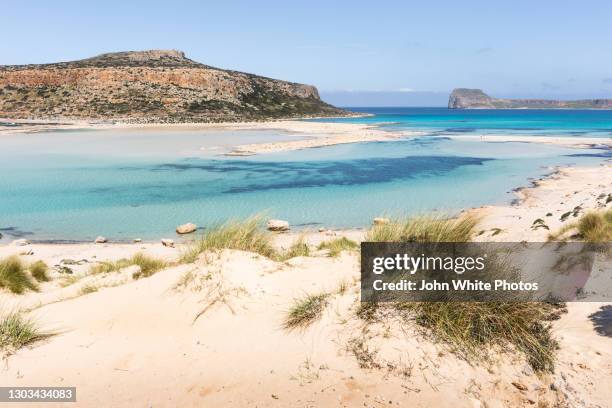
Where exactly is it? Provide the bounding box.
[283,293,330,330]
[181,216,277,263]
[280,236,310,260]
[366,214,479,243]
[0,311,48,354]
[90,253,167,279]
[549,209,612,243]
[89,258,132,274]
[130,253,168,279]
[79,284,99,295]
[396,301,560,372]
[29,260,49,282]
[317,237,359,257]
[0,256,37,294]
[359,213,560,372]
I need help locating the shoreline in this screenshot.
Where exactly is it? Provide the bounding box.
[3,117,611,156]
[1,162,610,408]
[2,161,609,247]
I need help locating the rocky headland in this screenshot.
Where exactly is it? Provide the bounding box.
[448,88,612,109]
[0,50,347,123]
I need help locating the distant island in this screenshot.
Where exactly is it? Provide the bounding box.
[0,49,347,123]
[448,88,612,109]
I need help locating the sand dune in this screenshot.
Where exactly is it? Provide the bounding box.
[0,164,611,407]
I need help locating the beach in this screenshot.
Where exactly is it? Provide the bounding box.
[0,159,610,407]
[1,114,611,407]
[3,118,612,155]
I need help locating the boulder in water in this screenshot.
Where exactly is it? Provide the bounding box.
[267,219,289,231]
[176,223,197,234]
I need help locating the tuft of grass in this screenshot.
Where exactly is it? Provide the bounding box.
[549,209,612,242]
[366,214,479,243]
[317,237,359,257]
[280,237,310,260]
[0,311,48,353]
[397,302,560,372]
[29,261,49,282]
[358,213,561,372]
[89,258,131,274]
[0,256,37,294]
[130,253,167,279]
[181,216,277,263]
[90,253,167,278]
[59,274,82,288]
[79,284,99,295]
[283,293,329,330]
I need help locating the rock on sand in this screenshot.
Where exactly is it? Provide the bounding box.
[161,239,175,248]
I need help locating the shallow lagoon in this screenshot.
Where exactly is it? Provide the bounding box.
[0,127,609,241]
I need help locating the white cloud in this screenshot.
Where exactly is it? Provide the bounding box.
[397,87,417,93]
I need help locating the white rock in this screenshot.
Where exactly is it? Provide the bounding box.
[11,239,30,246]
[161,239,175,247]
[133,238,142,243]
[318,227,326,232]
[267,219,290,231]
[176,223,197,234]
[19,248,34,255]
[373,217,390,225]
[94,236,107,244]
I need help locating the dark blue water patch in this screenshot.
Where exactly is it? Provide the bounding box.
[0,226,34,238]
[87,155,492,206]
[444,128,476,133]
[565,151,612,158]
[221,155,491,194]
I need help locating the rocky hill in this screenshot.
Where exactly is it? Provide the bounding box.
[448,88,612,109]
[0,50,347,123]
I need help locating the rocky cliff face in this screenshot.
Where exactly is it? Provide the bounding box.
[0,50,346,122]
[448,88,612,109]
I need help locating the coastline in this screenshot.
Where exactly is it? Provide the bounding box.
[2,160,609,247]
[1,161,610,407]
[3,117,611,156]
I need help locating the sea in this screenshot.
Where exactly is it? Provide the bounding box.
[1,108,611,242]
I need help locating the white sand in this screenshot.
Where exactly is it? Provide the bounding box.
[470,163,612,241]
[1,164,610,407]
[5,118,610,155]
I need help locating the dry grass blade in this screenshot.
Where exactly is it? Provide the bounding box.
[366,214,479,243]
[181,215,277,263]
[0,256,37,294]
[317,237,359,257]
[0,311,50,354]
[284,293,330,330]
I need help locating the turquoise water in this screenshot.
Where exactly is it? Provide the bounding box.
[1,110,611,242]
[315,107,612,137]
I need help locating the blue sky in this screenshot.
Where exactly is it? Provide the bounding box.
[2,0,611,106]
